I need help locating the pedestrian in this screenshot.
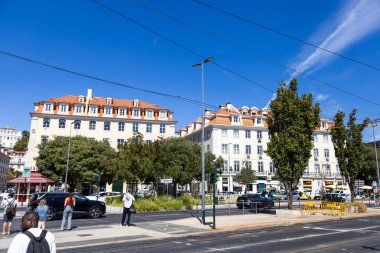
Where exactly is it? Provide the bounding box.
[120,189,135,227]
[1,190,9,201]
[35,199,49,229]
[60,192,75,231]
[2,193,17,235]
[7,212,56,253]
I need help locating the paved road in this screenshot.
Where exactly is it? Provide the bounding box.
[62,215,380,253]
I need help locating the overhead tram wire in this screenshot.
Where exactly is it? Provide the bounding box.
[0,49,218,109]
[193,0,380,72]
[131,0,380,109]
[91,0,275,94]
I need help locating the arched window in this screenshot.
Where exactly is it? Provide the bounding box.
[89,121,96,130]
[104,122,111,131]
[74,120,81,130]
[59,119,66,129]
[43,118,50,128]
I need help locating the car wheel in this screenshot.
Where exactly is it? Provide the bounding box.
[237,206,243,209]
[250,203,255,209]
[89,206,102,218]
[46,208,55,221]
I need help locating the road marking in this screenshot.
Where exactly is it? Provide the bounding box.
[205,225,380,252]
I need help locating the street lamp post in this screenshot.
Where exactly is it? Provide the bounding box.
[228,143,232,192]
[369,119,380,187]
[193,57,214,225]
[64,122,74,192]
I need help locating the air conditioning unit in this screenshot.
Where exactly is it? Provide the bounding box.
[314,157,318,161]
[259,156,262,160]
[326,158,329,162]
[258,139,262,143]
[246,155,250,159]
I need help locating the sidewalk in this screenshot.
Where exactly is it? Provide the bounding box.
[1,207,380,252]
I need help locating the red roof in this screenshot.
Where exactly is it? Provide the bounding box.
[8,172,55,184]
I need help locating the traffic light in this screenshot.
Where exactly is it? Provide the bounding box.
[58,176,62,184]
[209,168,218,184]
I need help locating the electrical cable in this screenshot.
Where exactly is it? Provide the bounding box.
[131,0,380,108]
[0,49,219,109]
[193,0,380,72]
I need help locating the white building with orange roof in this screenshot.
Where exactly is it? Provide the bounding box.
[0,127,22,149]
[180,102,344,197]
[24,89,177,172]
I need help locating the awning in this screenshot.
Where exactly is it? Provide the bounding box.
[8,172,55,184]
[337,185,348,189]
[303,185,312,188]
[325,186,334,189]
[359,186,372,190]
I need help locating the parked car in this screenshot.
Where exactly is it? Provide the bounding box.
[292,192,300,201]
[272,192,288,200]
[321,193,345,202]
[236,194,274,209]
[300,193,311,200]
[28,192,106,221]
[86,191,120,202]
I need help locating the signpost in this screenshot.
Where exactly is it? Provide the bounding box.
[160,178,173,195]
[22,167,31,206]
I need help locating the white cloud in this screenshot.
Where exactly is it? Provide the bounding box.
[315,93,330,101]
[291,0,380,78]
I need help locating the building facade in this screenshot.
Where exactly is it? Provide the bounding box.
[0,127,22,149]
[180,102,344,196]
[0,147,10,191]
[8,150,26,173]
[25,89,177,171]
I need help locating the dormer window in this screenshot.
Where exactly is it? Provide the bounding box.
[242,110,248,115]
[133,109,140,117]
[133,99,139,107]
[252,110,257,115]
[119,108,126,116]
[256,118,262,124]
[262,108,268,115]
[106,98,113,105]
[79,95,84,103]
[322,122,327,129]
[60,105,67,112]
[233,116,239,123]
[159,111,167,118]
[146,110,153,118]
[45,104,52,111]
[90,106,97,114]
[105,107,112,115]
[75,106,83,113]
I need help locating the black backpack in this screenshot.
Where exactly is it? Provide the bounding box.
[23,230,51,253]
[6,199,16,216]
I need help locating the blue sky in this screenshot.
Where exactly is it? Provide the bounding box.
[1,0,380,141]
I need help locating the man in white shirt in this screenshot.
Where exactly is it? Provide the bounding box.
[2,193,17,235]
[8,212,56,253]
[121,189,135,226]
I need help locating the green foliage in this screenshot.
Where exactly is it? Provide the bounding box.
[235,167,257,191]
[359,144,380,184]
[13,130,29,151]
[330,109,369,202]
[36,136,117,183]
[266,79,320,209]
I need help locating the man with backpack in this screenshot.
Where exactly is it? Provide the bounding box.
[2,193,17,235]
[8,212,56,253]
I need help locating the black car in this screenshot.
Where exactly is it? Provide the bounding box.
[28,192,106,221]
[321,193,345,202]
[236,194,274,209]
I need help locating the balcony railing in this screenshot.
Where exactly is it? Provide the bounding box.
[303,172,343,178]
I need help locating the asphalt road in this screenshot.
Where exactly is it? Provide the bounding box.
[62,215,380,253]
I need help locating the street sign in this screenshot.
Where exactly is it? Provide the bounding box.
[355,180,364,187]
[23,167,31,178]
[160,178,173,184]
[372,181,377,188]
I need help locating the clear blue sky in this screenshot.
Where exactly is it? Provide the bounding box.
[1,0,380,141]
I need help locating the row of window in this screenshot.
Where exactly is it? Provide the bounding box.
[0,130,18,134]
[41,136,152,147]
[313,148,330,158]
[221,129,267,139]
[42,119,167,133]
[232,116,263,124]
[44,104,167,118]
[313,134,329,143]
[0,156,9,164]
[0,136,20,140]
[221,144,264,155]
[305,164,340,175]
[221,160,275,173]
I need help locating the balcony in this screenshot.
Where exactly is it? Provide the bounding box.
[303,172,343,179]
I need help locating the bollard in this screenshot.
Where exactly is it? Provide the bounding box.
[228,200,231,216]
[278,199,280,209]
[243,202,245,215]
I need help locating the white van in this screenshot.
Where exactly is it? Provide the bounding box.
[334,190,351,201]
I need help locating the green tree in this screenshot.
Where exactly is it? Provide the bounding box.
[359,144,379,184]
[266,79,320,209]
[13,130,29,151]
[235,166,257,193]
[330,110,369,202]
[116,133,154,187]
[36,136,117,185]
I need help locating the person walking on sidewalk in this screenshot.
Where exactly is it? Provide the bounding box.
[2,193,17,235]
[35,199,49,229]
[121,189,135,226]
[7,212,56,253]
[60,193,75,231]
